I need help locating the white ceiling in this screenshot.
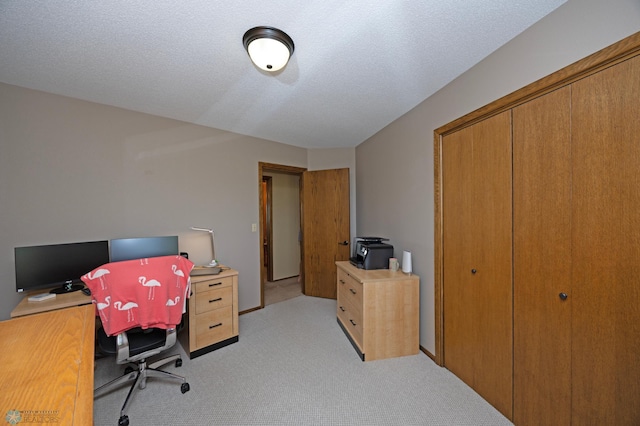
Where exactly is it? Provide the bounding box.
[0,1,565,149]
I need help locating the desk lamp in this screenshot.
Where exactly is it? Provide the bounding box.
[190,227,219,271]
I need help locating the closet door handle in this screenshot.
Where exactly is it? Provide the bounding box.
[471,269,477,274]
[559,292,568,301]
[339,241,349,246]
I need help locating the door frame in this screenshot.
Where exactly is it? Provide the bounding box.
[258,162,307,308]
[433,32,640,367]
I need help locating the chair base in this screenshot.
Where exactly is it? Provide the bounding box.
[94,353,190,425]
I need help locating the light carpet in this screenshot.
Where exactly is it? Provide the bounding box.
[93,295,513,425]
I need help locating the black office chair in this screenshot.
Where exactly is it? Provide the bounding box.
[83,255,194,426]
[94,325,189,426]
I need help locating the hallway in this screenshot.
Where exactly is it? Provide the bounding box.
[264,276,302,306]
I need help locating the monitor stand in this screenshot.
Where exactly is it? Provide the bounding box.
[50,283,84,294]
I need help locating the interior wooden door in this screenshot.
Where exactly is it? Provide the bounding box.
[302,168,350,299]
[512,86,572,425]
[442,110,513,419]
[570,54,640,425]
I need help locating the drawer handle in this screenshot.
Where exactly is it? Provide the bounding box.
[209,322,223,329]
[209,297,222,303]
[209,282,223,287]
[339,306,345,312]
[349,319,357,327]
[339,279,345,285]
[349,288,356,295]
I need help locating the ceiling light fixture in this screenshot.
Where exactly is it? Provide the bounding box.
[243,26,294,72]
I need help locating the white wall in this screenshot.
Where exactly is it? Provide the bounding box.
[0,84,309,319]
[356,0,640,355]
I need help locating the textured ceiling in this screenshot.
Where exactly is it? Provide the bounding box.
[0,1,565,149]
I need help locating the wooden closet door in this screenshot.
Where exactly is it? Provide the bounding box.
[513,86,572,425]
[571,55,640,425]
[442,110,513,419]
[442,124,476,387]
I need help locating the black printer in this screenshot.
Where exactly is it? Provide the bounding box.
[349,237,394,270]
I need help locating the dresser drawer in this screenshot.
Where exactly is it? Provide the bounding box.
[337,267,350,290]
[337,270,363,309]
[337,296,363,348]
[337,289,362,320]
[195,305,233,348]
[192,276,233,294]
[195,285,233,315]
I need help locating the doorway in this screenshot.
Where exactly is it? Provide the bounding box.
[259,163,306,307]
[258,163,351,307]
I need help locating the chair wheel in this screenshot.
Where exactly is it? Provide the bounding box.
[175,358,182,368]
[181,382,190,393]
[118,414,129,426]
[124,366,134,374]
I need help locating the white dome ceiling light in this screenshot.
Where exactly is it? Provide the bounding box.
[243,26,295,72]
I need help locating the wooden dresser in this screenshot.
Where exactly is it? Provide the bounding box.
[336,261,419,361]
[179,267,239,359]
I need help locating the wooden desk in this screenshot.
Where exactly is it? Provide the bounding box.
[0,304,95,425]
[11,289,93,318]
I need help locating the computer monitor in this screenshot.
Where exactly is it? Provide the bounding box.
[14,240,110,294]
[109,236,179,262]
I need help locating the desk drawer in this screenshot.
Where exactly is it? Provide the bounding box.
[195,286,233,315]
[196,306,233,348]
[193,276,233,294]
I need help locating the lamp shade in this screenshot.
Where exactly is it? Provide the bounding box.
[243,26,294,72]
[190,226,217,267]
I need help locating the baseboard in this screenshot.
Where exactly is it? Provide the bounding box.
[420,345,436,362]
[188,336,239,359]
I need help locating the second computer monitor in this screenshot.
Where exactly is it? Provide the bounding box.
[110,236,179,262]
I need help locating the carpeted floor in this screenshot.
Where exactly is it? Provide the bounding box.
[264,275,302,306]
[93,295,513,426]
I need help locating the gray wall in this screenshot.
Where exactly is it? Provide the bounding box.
[356,0,640,355]
[0,84,316,319]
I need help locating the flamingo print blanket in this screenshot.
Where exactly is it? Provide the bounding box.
[81,255,194,336]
